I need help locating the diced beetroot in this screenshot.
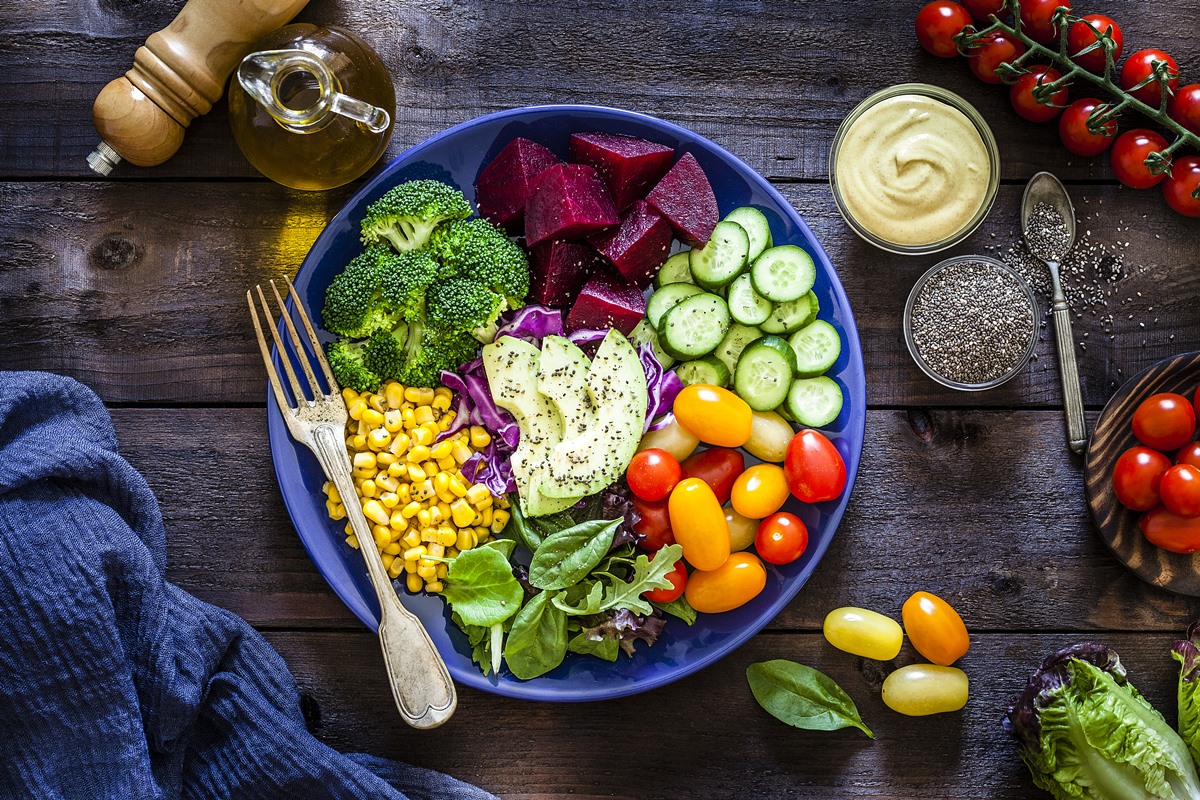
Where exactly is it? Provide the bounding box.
[524,164,619,247]
[474,138,560,232]
[568,132,676,212]
[528,239,601,308]
[646,152,718,248]
[589,200,673,289]
[564,267,646,335]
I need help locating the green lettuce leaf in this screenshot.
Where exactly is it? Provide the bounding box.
[441,546,523,627]
[1173,620,1200,767]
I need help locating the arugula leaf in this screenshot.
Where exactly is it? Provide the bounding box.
[746,660,874,739]
[653,596,697,626]
[528,519,620,591]
[568,630,620,662]
[551,581,605,616]
[441,546,524,627]
[598,544,683,616]
[503,590,568,680]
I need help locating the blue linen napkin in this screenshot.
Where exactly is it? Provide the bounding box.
[0,371,498,800]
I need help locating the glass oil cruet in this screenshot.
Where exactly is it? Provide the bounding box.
[228,24,396,191]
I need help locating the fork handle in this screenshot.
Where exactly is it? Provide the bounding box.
[312,425,458,729]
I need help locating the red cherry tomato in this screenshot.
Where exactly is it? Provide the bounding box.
[1178,442,1200,470]
[962,0,1005,22]
[625,448,682,502]
[1018,0,1069,45]
[1140,505,1200,554]
[1133,393,1197,451]
[1112,446,1172,511]
[632,496,675,551]
[680,447,745,506]
[1066,15,1123,73]
[1010,66,1068,123]
[755,513,809,565]
[915,1,973,58]
[1169,84,1200,136]
[684,551,767,614]
[901,591,970,666]
[643,556,687,603]
[1058,99,1117,157]
[968,32,1025,84]
[784,429,847,504]
[1110,129,1169,189]
[1161,465,1200,519]
[668,478,731,571]
[1120,49,1180,106]
[1162,156,1200,218]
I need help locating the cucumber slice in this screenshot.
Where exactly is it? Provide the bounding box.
[750,245,816,303]
[734,336,797,411]
[654,251,694,288]
[629,318,675,368]
[760,291,818,335]
[689,221,750,291]
[788,320,841,378]
[785,376,843,428]
[675,356,731,388]
[647,283,704,329]
[723,207,772,261]
[727,273,772,326]
[659,293,731,360]
[713,324,763,377]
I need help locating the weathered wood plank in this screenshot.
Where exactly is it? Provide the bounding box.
[2,0,1198,181]
[108,407,1200,632]
[263,629,1188,799]
[4,181,1196,406]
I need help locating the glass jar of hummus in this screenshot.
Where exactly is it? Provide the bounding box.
[829,84,1000,255]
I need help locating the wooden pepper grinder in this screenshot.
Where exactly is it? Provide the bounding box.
[88,0,310,175]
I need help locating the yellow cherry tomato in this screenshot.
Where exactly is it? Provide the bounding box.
[823,607,904,661]
[744,410,794,462]
[685,551,767,613]
[730,464,790,519]
[882,664,969,716]
[672,384,753,448]
[724,505,758,552]
[901,591,970,666]
[668,478,730,571]
[638,415,700,463]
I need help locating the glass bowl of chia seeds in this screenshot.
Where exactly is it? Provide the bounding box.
[904,255,1039,391]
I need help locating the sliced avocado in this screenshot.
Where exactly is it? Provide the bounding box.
[542,329,649,498]
[481,336,579,517]
[538,336,596,438]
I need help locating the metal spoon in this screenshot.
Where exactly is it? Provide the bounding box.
[1021,171,1087,455]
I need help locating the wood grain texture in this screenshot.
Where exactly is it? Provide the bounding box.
[2,181,1196,405]
[1086,351,1200,595]
[263,629,1190,799]
[109,407,1200,632]
[2,0,1199,180]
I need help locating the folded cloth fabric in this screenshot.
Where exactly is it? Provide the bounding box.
[0,372,498,800]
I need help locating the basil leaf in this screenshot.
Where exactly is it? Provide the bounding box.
[653,596,697,626]
[482,537,517,559]
[441,546,524,627]
[551,581,605,616]
[746,660,874,739]
[528,519,620,591]
[504,500,542,553]
[599,544,683,616]
[503,590,568,680]
[567,630,619,662]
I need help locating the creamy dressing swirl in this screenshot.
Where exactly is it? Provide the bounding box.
[835,94,991,246]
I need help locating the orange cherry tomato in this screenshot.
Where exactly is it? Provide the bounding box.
[672,384,753,448]
[668,478,731,571]
[685,551,767,613]
[901,591,970,666]
[730,464,790,519]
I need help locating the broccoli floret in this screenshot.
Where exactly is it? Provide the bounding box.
[360,180,472,253]
[364,324,477,388]
[321,247,403,339]
[427,277,507,343]
[428,218,530,306]
[326,339,381,393]
[378,249,449,322]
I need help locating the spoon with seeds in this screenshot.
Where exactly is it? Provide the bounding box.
[1022,171,1087,455]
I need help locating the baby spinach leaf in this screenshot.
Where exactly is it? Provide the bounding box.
[504,500,542,553]
[528,519,620,591]
[653,596,697,626]
[568,630,619,662]
[503,590,568,680]
[746,660,874,739]
[599,544,683,616]
[551,581,606,617]
[441,546,524,628]
[482,537,517,559]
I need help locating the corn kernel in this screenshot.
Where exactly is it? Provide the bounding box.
[380,552,395,570]
[455,528,477,551]
[342,387,360,404]
[402,529,422,548]
[466,484,492,507]
[469,426,491,448]
[396,483,411,503]
[427,543,446,559]
[481,508,493,527]
[435,489,455,506]
[360,479,377,498]
[407,445,431,464]
[416,508,432,528]
[404,559,418,574]
[363,499,390,526]
[403,545,427,560]
[451,442,472,465]
[432,389,453,411]
[380,492,400,509]
[437,457,456,472]
[388,561,404,580]
[386,462,405,479]
[495,495,510,510]
[406,572,423,593]
[430,441,454,461]
[368,428,392,450]
[436,563,448,579]
[412,480,436,501]
[375,475,399,493]
[437,527,457,547]
[470,512,484,527]
[491,510,510,533]
[424,580,443,593]
[361,408,384,427]
[448,475,469,497]
[346,533,359,549]
[451,499,476,527]
[383,542,402,555]
[401,501,421,519]
[474,526,490,544]
[373,526,391,548]
[352,468,375,483]
[428,505,444,524]
[412,426,434,447]
[388,433,410,457]
[383,410,404,433]
[326,502,346,521]
[376,452,397,467]
[348,399,367,421]
[353,452,376,471]
[412,406,433,426]
[417,563,438,581]
[404,464,425,483]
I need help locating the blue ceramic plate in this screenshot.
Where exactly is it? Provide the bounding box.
[268,105,866,702]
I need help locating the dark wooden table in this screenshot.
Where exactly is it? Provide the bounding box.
[3,1,1200,797]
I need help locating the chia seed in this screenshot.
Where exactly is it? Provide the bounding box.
[908,260,1036,386]
[1025,202,1070,261]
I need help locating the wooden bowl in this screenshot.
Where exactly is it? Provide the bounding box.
[1085,351,1200,595]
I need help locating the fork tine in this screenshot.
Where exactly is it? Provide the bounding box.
[283,274,339,395]
[247,290,294,413]
[269,279,323,400]
[255,284,308,407]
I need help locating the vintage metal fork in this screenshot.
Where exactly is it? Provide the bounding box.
[247,276,457,729]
